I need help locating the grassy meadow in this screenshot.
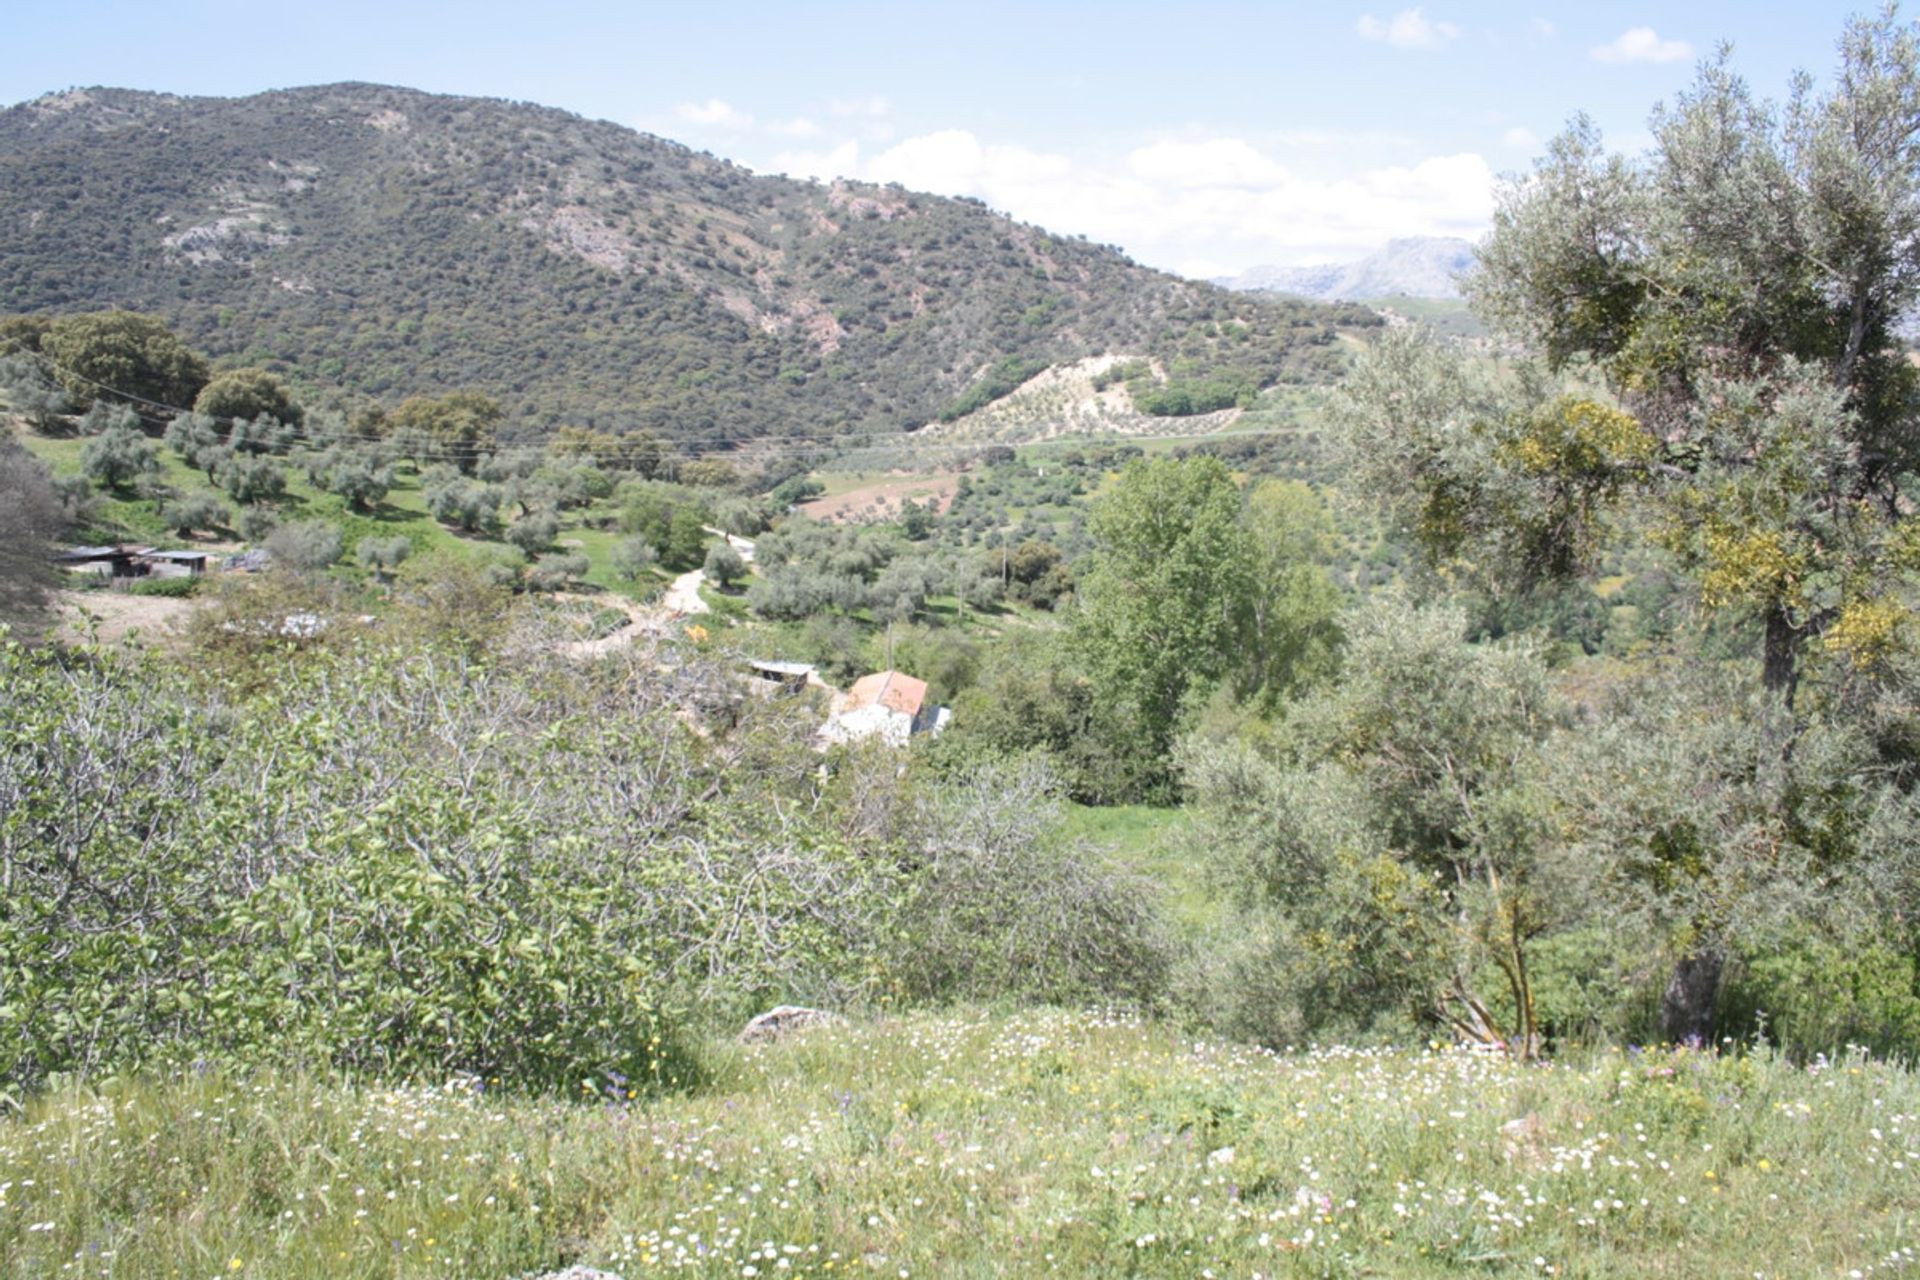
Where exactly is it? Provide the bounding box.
[3,1009,1916,1279]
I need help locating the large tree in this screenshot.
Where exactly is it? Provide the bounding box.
[1338,14,1920,1043]
[1342,13,1920,706]
[39,312,209,411]
[193,369,304,428]
[1071,456,1254,790]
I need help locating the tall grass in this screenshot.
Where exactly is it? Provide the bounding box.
[4,1008,1916,1277]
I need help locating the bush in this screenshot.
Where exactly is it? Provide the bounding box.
[525,551,589,592]
[128,575,200,598]
[887,757,1171,1008]
[610,535,658,581]
[80,421,158,491]
[265,519,344,573]
[236,503,279,543]
[162,493,229,536]
[0,632,894,1093]
[505,510,560,555]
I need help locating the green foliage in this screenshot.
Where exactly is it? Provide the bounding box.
[703,540,747,588]
[609,534,658,581]
[127,574,200,598]
[38,310,208,409]
[938,355,1048,422]
[525,551,589,591]
[1071,456,1255,796]
[161,491,228,536]
[388,391,501,474]
[355,534,412,579]
[216,452,286,504]
[504,510,559,555]
[0,434,68,634]
[79,420,159,491]
[0,352,73,429]
[1180,601,1567,1053]
[193,367,303,426]
[265,519,344,573]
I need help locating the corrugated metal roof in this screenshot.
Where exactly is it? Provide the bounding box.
[750,659,816,677]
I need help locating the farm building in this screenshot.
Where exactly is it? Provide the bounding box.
[818,669,949,748]
[56,545,210,580]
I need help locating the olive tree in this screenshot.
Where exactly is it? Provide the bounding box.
[1343,15,1920,706]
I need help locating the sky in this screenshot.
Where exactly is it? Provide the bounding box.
[2,1,1869,279]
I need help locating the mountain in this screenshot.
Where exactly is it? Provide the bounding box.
[1216,236,1477,302]
[0,84,1372,444]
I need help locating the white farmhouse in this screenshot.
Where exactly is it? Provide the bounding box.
[818,669,948,748]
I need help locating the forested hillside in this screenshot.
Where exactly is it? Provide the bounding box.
[0,84,1370,440]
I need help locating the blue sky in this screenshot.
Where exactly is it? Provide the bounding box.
[3,1,1867,277]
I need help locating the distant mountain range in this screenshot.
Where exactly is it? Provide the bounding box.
[1214,237,1477,302]
[0,84,1371,444]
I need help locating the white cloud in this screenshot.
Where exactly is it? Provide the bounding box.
[767,116,822,138]
[1356,8,1461,49]
[1502,126,1540,148]
[1127,138,1287,190]
[764,128,1495,277]
[1591,27,1693,64]
[1529,17,1556,39]
[673,98,754,129]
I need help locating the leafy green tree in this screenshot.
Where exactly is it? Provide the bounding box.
[80,421,159,492]
[664,507,709,571]
[163,412,220,466]
[217,454,286,505]
[610,535,658,582]
[323,453,394,512]
[355,535,412,582]
[78,400,140,437]
[388,391,502,474]
[162,494,229,537]
[526,552,590,592]
[41,312,208,410]
[1181,601,1566,1055]
[504,511,559,556]
[192,368,303,428]
[1242,479,1343,707]
[226,414,294,456]
[236,504,279,543]
[1071,456,1254,793]
[0,353,72,430]
[422,467,503,533]
[704,540,747,589]
[265,519,343,573]
[1346,15,1920,705]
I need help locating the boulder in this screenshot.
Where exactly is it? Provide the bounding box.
[738,1005,847,1044]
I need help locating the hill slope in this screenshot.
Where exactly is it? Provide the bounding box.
[1217,235,1477,301]
[0,84,1369,443]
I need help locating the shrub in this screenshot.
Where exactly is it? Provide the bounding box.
[265,519,344,573]
[128,575,200,598]
[162,493,230,536]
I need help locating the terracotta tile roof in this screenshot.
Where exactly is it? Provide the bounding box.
[844,669,928,717]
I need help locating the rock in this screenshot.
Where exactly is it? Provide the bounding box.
[738,1005,847,1044]
[1500,1113,1548,1168]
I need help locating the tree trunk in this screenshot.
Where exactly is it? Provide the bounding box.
[1762,605,1798,707]
[1659,947,1722,1046]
